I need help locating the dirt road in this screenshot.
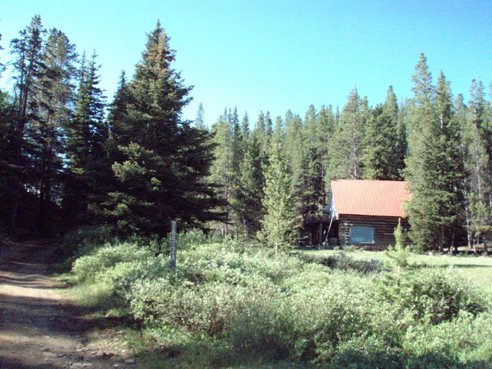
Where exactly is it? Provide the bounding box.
[0,238,134,369]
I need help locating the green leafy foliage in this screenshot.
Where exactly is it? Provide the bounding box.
[68,232,492,368]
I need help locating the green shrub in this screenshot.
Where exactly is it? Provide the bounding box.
[97,257,170,304]
[228,289,294,360]
[288,272,379,363]
[281,263,332,293]
[329,335,403,369]
[403,311,492,369]
[379,268,487,325]
[334,253,384,274]
[297,252,383,274]
[129,280,298,362]
[127,277,173,324]
[72,241,154,282]
[178,243,303,287]
[67,232,492,368]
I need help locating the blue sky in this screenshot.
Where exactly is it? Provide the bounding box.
[1,0,491,126]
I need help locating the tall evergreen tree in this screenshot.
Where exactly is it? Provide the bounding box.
[0,85,15,228]
[462,80,492,248]
[194,102,206,130]
[254,110,271,157]
[405,54,437,250]
[265,111,273,136]
[107,71,130,163]
[328,88,367,180]
[104,22,222,235]
[8,15,46,234]
[317,105,336,192]
[434,71,465,247]
[299,105,325,226]
[64,51,108,224]
[362,86,402,179]
[236,132,265,237]
[209,111,236,235]
[240,112,250,154]
[259,141,297,253]
[30,27,77,233]
[405,55,462,251]
[0,34,13,226]
[230,107,242,175]
[272,115,283,144]
[395,100,408,176]
[284,111,305,218]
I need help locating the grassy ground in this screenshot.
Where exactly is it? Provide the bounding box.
[295,248,492,292]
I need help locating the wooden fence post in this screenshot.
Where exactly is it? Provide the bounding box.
[170,220,177,270]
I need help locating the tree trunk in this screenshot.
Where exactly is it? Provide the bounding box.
[438,226,444,253]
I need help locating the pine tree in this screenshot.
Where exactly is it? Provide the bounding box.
[64,51,108,224]
[299,105,325,231]
[405,54,437,250]
[265,111,273,136]
[230,107,242,175]
[463,80,492,248]
[434,72,465,248]
[362,86,401,179]
[317,105,335,188]
[236,133,265,237]
[0,36,14,226]
[107,71,130,162]
[284,111,305,219]
[395,101,408,177]
[405,55,463,251]
[104,22,222,235]
[8,15,46,234]
[272,115,283,144]
[240,112,250,154]
[317,105,335,170]
[30,27,77,233]
[194,102,206,130]
[0,87,15,228]
[259,141,297,254]
[209,111,235,235]
[328,88,367,180]
[254,110,270,157]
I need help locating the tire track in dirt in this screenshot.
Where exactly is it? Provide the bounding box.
[0,238,135,369]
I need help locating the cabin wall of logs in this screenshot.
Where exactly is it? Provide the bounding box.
[338,214,410,249]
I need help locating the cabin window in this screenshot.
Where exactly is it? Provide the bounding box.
[350,226,374,244]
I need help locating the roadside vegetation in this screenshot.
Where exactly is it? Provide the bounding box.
[62,227,492,369]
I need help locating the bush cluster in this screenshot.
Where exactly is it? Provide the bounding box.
[296,252,384,274]
[70,231,492,368]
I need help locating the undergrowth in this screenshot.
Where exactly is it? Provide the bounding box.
[64,227,492,368]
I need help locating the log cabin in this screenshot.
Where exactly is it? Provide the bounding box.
[329,179,411,249]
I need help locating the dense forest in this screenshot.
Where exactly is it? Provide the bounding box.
[0,15,490,252]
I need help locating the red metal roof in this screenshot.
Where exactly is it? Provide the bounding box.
[331,180,411,218]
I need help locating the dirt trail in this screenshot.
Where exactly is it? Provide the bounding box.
[0,238,134,369]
